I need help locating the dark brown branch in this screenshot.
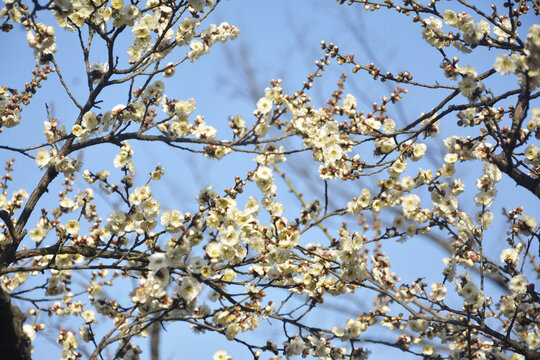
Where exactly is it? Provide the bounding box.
[491,152,540,199]
[0,286,31,360]
[0,210,28,269]
[12,244,147,264]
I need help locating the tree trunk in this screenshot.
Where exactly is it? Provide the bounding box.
[0,286,32,360]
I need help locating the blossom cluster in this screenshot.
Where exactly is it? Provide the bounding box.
[0,1,539,360]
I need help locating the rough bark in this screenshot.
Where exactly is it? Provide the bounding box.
[0,286,31,360]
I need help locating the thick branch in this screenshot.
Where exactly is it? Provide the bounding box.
[491,152,540,199]
[12,244,146,264]
[0,286,31,360]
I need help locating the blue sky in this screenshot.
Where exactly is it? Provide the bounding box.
[1,0,539,359]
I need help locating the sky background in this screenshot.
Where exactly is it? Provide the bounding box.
[1,0,539,359]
